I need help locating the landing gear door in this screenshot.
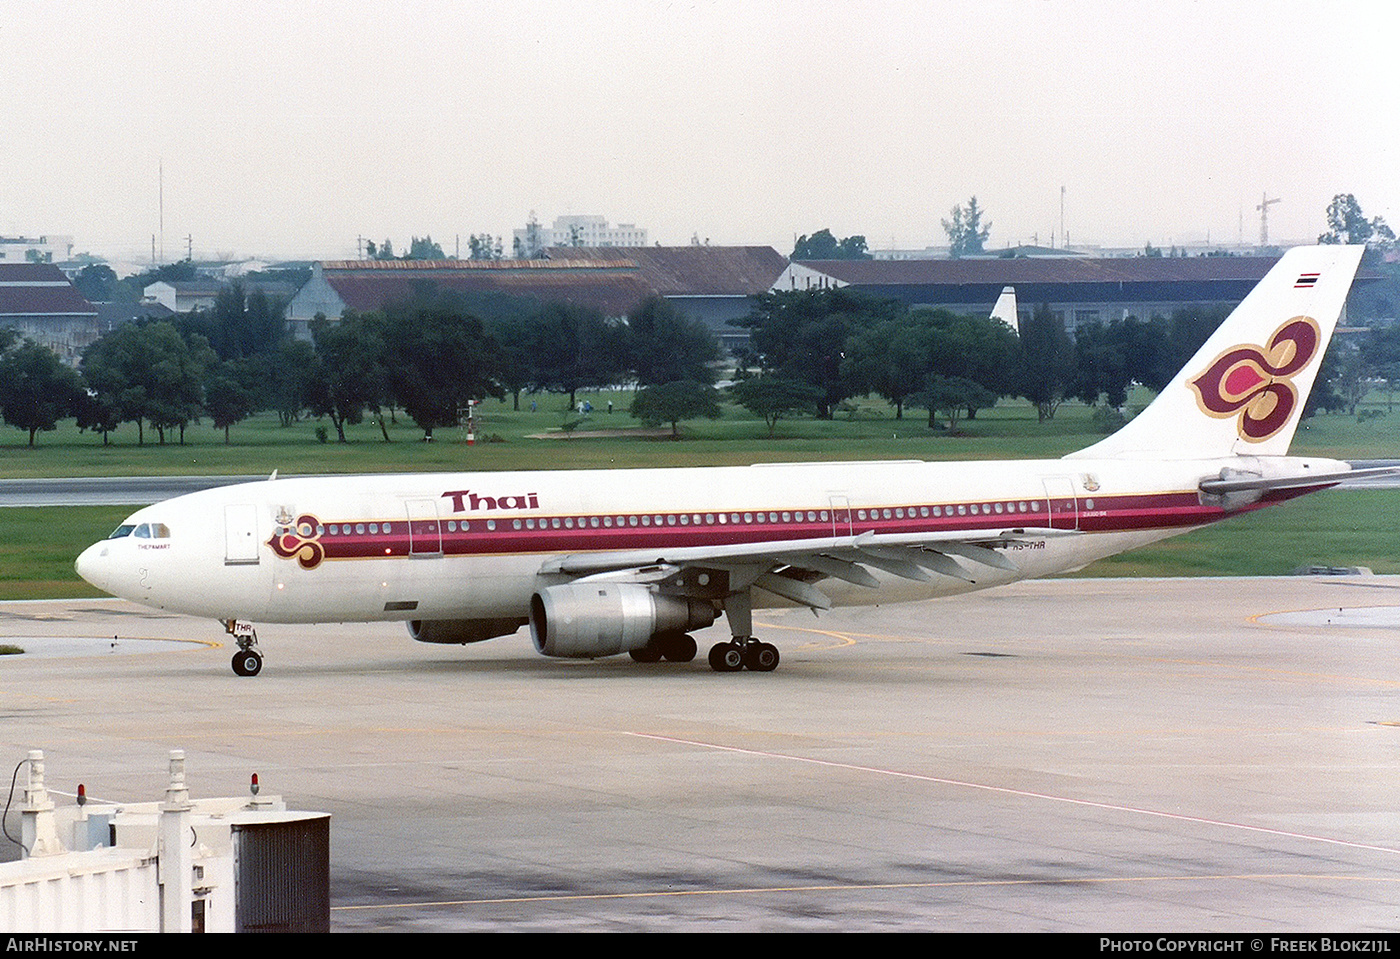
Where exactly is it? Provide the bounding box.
[406,499,443,557]
[224,504,260,566]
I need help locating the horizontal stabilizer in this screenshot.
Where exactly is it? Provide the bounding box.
[1198,466,1396,495]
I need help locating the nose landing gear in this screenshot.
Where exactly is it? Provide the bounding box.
[224,620,263,677]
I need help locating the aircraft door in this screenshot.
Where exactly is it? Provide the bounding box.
[1041,477,1078,530]
[406,499,443,557]
[225,504,260,565]
[829,495,854,541]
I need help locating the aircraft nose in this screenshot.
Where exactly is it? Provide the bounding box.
[75,542,111,592]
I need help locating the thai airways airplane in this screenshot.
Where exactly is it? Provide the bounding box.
[76,246,1378,677]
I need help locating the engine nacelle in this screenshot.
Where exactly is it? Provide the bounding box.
[530,583,716,658]
[407,617,527,645]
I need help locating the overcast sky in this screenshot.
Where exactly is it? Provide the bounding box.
[3,0,1395,264]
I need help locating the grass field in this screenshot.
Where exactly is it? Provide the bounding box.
[3,389,1399,600]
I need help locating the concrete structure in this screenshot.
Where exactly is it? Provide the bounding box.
[0,262,99,362]
[0,234,73,264]
[4,579,1400,931]
[513,214,647,257]
[1,749,329,933]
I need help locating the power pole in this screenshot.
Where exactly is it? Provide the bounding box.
[1060,186,1067,249]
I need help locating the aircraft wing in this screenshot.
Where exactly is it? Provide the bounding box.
[538,527,1065,610]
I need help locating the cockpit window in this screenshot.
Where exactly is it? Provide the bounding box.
[130,523,172,540]
[107,524,136,539]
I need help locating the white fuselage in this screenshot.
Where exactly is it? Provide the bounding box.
[74,454,1343,625]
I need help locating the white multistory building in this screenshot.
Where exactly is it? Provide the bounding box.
[0,234,74,264]
[513,215,647,256]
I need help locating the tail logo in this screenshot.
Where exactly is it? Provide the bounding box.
[1188,316,1321,442]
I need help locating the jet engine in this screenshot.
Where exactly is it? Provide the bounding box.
[407,617,528,645]
[530,583,716,658]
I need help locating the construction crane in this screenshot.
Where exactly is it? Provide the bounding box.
[1257,192,1281,246]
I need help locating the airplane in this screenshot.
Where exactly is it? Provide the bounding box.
[989,285,1019,334]
[76,245,1382,677]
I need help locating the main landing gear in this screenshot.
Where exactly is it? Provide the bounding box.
[706,588,779,672]
[225,620,263,677]
[708,638,779,672]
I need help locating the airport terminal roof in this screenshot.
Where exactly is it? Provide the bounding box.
[785,255,1286,287]
[311,258,655,318]
[0,263,96,318]
[302,246,788,319]
[541,245,789,296]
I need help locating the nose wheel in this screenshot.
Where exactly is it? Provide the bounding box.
[232,649,263,676]
[225,619,263,677]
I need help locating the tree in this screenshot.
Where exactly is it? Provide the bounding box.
[204,360,257,444]
[407,236,446,260]
[909,374,996,432]
[1017,304,1074,421]
[264,338,317,427]
[306,313,389,442]
[382,291,505,440]
[468,234,502,260]
[80,321,213,445]
[841,313,931,419]
[792,229,872,260]
[527,302,628,408]
[0,339,84,446]
[625,297,721,387]
[630,379,722,438]
[1319,194,1396,250]
[72,264,120,302]
[942,197,992,257]
[738,288,902,418]
[730,376,822,436]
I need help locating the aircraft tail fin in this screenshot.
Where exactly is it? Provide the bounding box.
[990,286,1018,334]
[1067,245,1365,460]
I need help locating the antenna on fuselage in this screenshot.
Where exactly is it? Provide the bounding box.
[269,470,278,481]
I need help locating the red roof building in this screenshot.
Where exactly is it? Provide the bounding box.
[0,263,99,363]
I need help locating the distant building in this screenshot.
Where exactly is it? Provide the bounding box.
[513,215,647,257]
[284,247,788,351]
[0,263,99,363]
[143,279,225,313]
[0,235,74,265]
[544,246,788,352]
[284,257,654,339]
[771,256,1320,334]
